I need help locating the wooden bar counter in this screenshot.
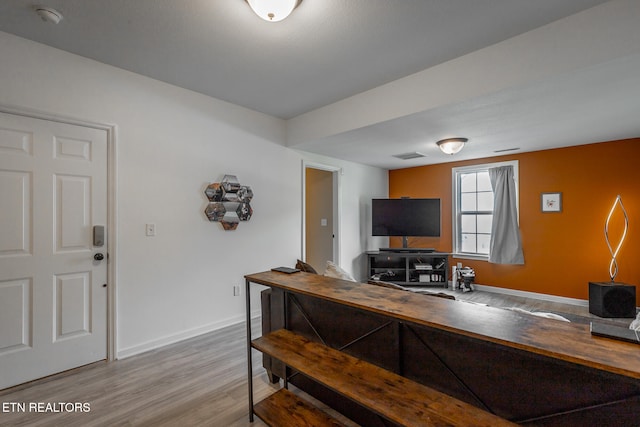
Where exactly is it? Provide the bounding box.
[246,271,640,426]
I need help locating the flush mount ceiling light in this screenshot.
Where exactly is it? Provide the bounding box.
[34,6,63,24]
[436,138,468,155]
[246,0,302,22]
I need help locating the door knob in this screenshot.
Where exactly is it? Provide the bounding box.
[94,253,105,261]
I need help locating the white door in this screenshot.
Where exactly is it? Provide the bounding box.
[0,112,108,390]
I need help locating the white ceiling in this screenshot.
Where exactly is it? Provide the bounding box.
[1,0,639,169]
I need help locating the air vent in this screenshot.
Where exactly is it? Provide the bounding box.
[494,147,521,153]
[392,152,426,160]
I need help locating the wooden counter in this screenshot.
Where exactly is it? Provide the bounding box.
[247,270,640,426]
[247,270,640,380]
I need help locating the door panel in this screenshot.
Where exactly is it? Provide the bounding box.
[0,112,107,390]
[0,279,31,354]
[0,170,31,255]
[55,272,91,340]
[55,174,92,252]
[0,127,33,155]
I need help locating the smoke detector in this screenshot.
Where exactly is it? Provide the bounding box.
[35,6,63,24]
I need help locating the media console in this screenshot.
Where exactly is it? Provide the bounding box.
[367,250,448,286]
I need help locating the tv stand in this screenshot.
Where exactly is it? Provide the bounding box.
[367,250,448,287]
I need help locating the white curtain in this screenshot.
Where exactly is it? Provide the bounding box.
[489,166,524,264]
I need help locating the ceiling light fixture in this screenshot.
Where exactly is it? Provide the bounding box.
[34,6,63,24]
[246,0,302,22]
[436,138,468,155]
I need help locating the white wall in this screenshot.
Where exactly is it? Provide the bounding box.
[0,31,388,358]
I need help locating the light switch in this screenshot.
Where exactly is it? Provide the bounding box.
[146,223,156,236]
[320,218,328,227]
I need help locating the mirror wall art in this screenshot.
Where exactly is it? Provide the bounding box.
[204,174,253,230]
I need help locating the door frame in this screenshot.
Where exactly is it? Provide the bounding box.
[0,103,118,361]
[302,161,341,269]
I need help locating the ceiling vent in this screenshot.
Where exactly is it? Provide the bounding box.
[392,152,426,160]
[494,147,521,153]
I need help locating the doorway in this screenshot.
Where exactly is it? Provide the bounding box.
[303,163,340,273]
[0,109,114,389]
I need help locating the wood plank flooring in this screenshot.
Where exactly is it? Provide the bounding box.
[0,319,276,427]
[0,287,633,426]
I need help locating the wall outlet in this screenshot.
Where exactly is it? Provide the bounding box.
[233,285,241,296]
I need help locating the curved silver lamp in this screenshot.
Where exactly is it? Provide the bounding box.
[605,195,628,281]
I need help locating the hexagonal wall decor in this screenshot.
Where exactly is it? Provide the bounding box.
[204,183,223,201]
[204,202,225,222]
[204,175,253,230]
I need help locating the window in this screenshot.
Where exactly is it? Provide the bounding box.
[452,161,518,258]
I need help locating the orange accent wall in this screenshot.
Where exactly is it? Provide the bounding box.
[389,139,640,303]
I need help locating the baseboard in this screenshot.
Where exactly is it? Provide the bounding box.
[117,309,261,359]
[469,283,590,307]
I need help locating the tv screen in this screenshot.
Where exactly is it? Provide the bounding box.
[372,198,441,237]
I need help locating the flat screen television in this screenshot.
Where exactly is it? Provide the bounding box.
[372,198,441,248]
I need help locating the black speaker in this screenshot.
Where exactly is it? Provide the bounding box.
[589,282,637,318]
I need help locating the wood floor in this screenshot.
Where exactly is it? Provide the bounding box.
[0,319,277,427]
[0,287,633,426]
